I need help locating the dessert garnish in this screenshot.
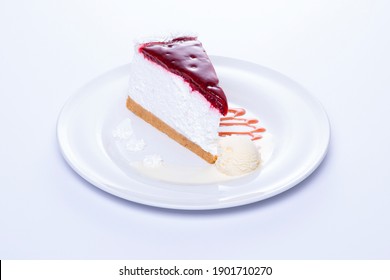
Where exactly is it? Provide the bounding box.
[216,135,261,176]
[219,108,266,140]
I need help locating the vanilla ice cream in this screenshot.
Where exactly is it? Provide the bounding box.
[216,136,261,176]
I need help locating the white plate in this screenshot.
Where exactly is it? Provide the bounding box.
[57,56,330,210]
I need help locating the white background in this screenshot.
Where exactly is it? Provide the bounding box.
[1,0,389,259]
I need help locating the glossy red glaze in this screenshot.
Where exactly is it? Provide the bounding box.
[139,37,228,115]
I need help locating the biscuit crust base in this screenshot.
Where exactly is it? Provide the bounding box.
[126,96,217,164]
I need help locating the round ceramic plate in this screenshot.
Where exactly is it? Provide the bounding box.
[57,56,330,210]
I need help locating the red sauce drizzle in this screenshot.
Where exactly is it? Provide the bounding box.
[219,108,266,140]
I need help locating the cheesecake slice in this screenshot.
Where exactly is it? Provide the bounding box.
[127,36,228,163]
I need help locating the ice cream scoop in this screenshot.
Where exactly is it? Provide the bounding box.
[216,136,261,176]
